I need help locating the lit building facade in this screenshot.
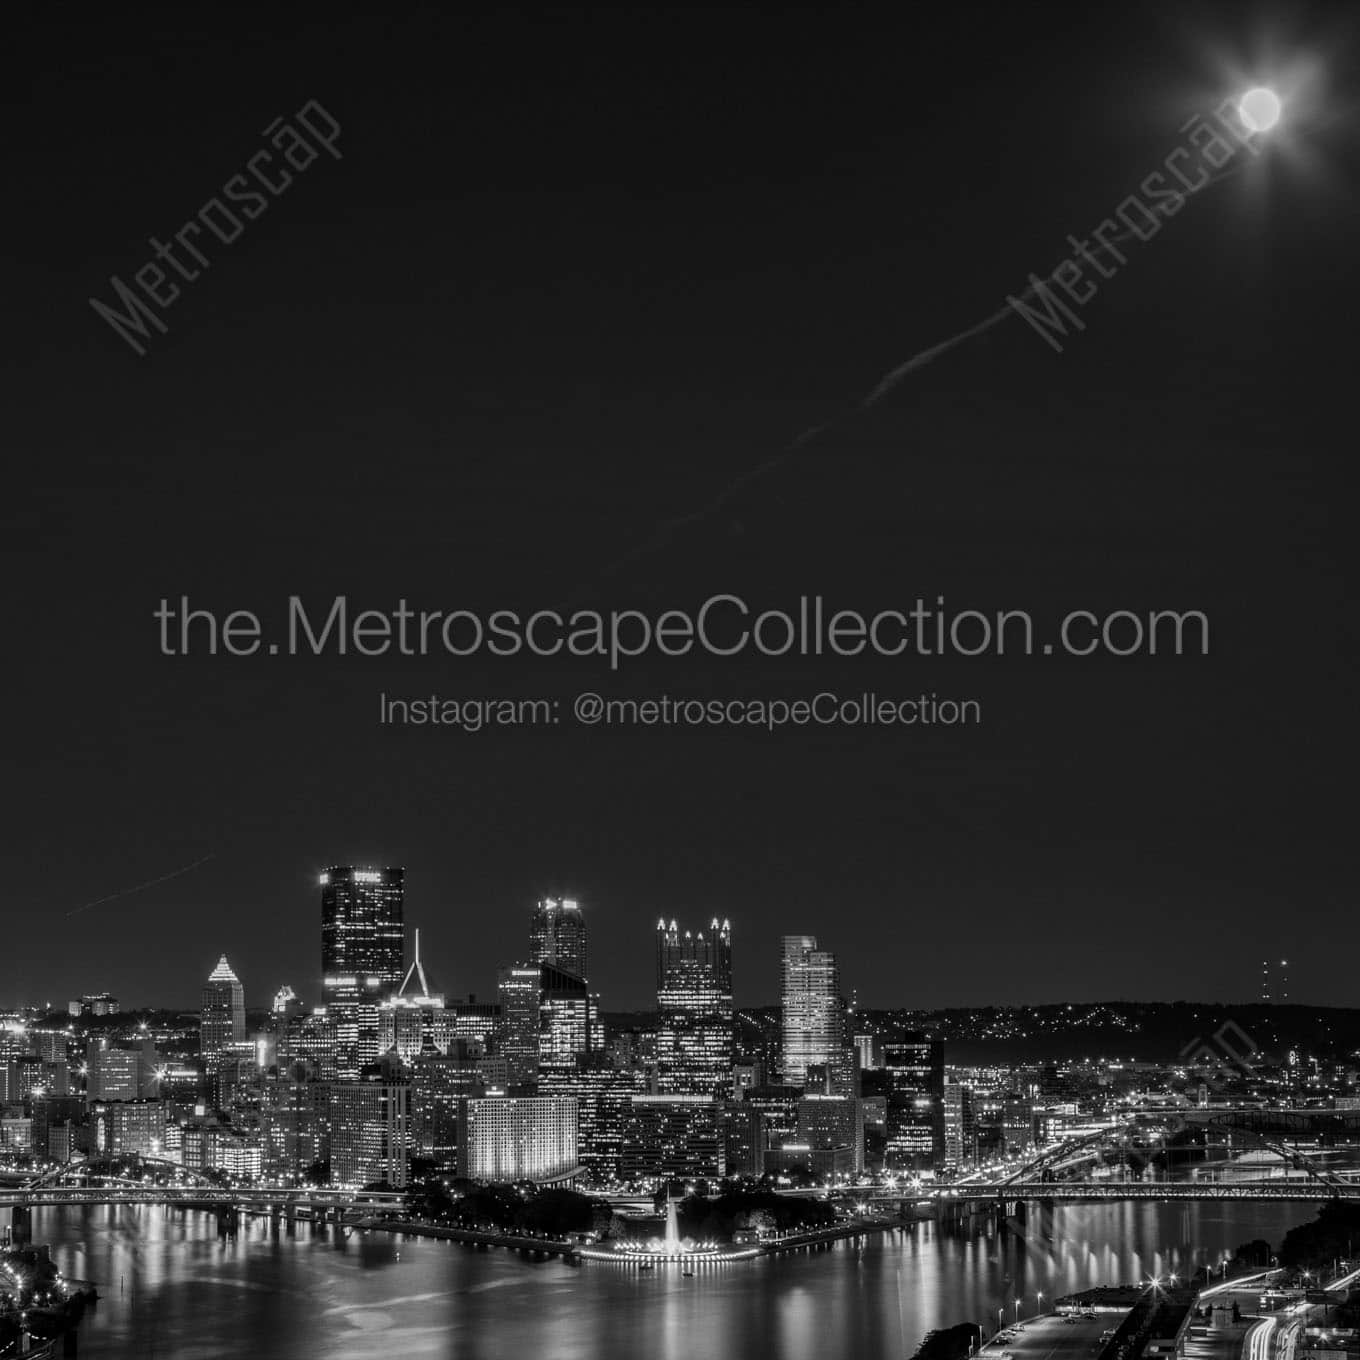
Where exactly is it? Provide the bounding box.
[215,1133,264,1181]
[330,1081,411,1189]
[411,1044,485,1169]
[854,1032,883,1070]
[69,994,119,1017]
[538,1053,641,1184]
[883,1034,945,1171]
[448,1001,501,1047]
[200,955,246,1068]
[5,1055,46,1104]
[86,1039,157,1103]
[378,1000,443,1065]
[278,1010,338,1082]
[719,1102,766,1177]
[529,897,588,979]
[781,936,843,1087]
[1001,1096,1036,1154]
[320,866,405,1078]
[655,918,733,1097]
[320,867,406,1004]
[32,1095,84,1161]
[797,1093,865,1175]
[943,1080,974,1171]
[456,1095,578,1184]
[272,984,302,1017]
[98,1099,166,1158]
[261,1080,330,1182]
[742,1084,801,1151]
[620,1094,724,1181]
[496,964,541,1089]
[28,1031,68,1065]
[538,963,593,1075]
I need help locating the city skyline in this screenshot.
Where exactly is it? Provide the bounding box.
[7,869,1350,1016]
[10,875,1343,1022]
[7,909,1355,1201]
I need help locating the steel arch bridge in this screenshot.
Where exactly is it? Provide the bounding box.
[945,1180,1360,1203]
[20,1155,222,1192]
[1,1185,406,1211]
[991,1112,1351,1192]
[1200,1109,1360,1141]
[3,1157,405,1213]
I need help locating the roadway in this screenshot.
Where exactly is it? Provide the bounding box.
[980,1311,1117,1360]
[1229,1276,1357,1360]
[0,1186,406,1211]
[1241,1300,1312,1360]
[1326,1265,1360,1292]
[939,1184,1360,1204]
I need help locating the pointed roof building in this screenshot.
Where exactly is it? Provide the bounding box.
[396,928,445,1008]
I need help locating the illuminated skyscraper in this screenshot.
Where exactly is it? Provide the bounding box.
[200,955,245,1068]
[320,867,405,1079]
[278,1010,338,1082]
[320,867,406,1004]
[535,962,596,1082]
[86,1038,156,1102]
[538,1052,640,1184]
[882,1033,945,1171]
[378,929,448,1064]
[411,1043,485,1169]
[261,1080,330,1183]
[395,928,444,1007]
[529,897,588,979]
[655,918,733,1097]
[780,935,842,1087]
[798,1092,865,1175]
[329,1080,410,1188]
[271,985,303,1019]
[496,963,541,1089]
[942,1079,973,1172]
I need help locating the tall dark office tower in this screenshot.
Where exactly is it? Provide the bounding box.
[882,1032,946,1172]
[496,963,542,1089]
[320,867,406,1005]
[538,963,593,1074]
[320,867,404,1079]
[200,955,245,1069]
[529,897,588,980]
[655,918,733,1097]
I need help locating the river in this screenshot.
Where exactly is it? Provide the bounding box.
[32,1200,1314,1359]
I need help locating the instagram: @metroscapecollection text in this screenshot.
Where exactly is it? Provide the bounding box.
[378,692,982,732]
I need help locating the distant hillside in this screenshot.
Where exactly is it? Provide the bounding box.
[605,1001,1360,1066]
[871,1001,1360,1064]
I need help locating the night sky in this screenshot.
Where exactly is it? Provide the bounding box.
[9,5,1359,1013]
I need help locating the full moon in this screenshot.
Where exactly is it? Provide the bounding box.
[1239,86,1282,133]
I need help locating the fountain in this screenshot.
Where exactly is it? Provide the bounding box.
[663,1192,682,1254]
[577,1185,763,1266]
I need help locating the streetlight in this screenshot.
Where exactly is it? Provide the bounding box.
[1037,1291,1045,1314]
